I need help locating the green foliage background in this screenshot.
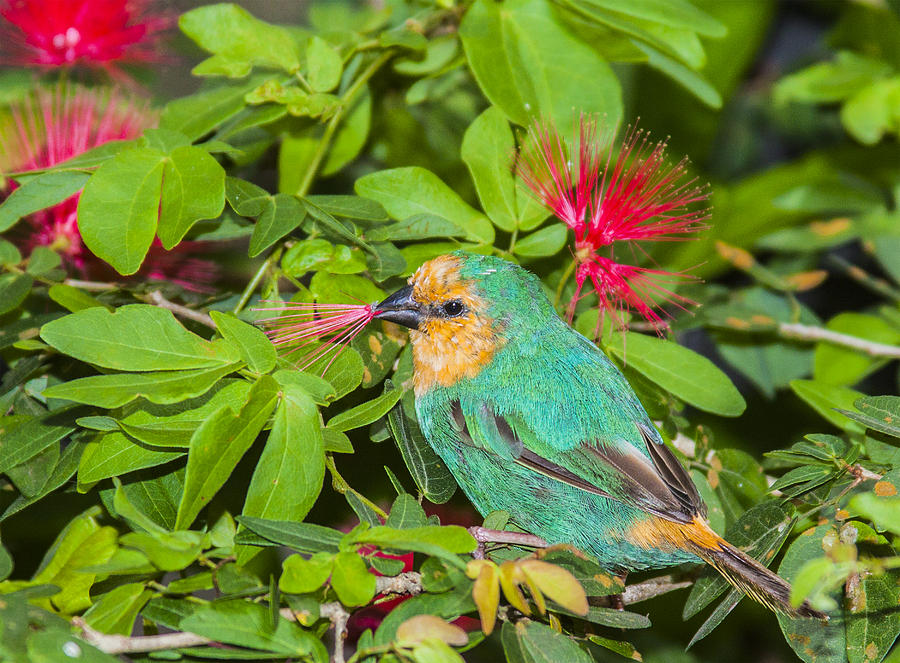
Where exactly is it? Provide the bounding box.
[0,1,899,662]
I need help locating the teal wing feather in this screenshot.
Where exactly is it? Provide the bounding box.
[449,398,703,524]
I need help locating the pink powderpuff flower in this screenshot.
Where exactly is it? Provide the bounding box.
[1,84,220,290]
[255,301,378,373]
[516,115,709,331]
[0,0,171,74]
[2,84,151,271]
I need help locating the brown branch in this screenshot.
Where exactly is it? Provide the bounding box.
[143,290,215,329]
[468,526,548,550]
[63,278,119,292]
[621,575,693,604]
[73,573,425,655]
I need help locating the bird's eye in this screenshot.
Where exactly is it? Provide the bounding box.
[441,300,465,317]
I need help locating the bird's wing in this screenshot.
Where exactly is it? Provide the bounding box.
[450,399,703,524]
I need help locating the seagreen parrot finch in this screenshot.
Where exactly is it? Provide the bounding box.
[373,250,824,620]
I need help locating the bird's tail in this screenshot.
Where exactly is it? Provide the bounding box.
[682,519,826,620]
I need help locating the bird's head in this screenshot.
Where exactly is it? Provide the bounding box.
[373,251,555,394]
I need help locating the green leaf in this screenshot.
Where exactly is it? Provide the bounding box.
[327,385,402,432]
[279,552,333,594]
[461,106,518,232]
[838,396,900,439]
[111,470,184,531]
[347,525,475,569]
[633,41,722,108]
[42,363,239,408]
[0,409,76,476]
[790,380,866,434]
[176,375,280,529]
[273,369,336,405]
[82,582,152,635]
[385,493,428,530]
[777,525,847,662]
[47,284,107,313]
[249,193,306,258]
[849,492,900,536]
[179,4,301,78]
[179,600,327,657]
[355,167,494,244]
[0,273,33,315]
[773,51,891,104]
[813,314,900,387]
[236,515,343,554]
[306,36,343,92]
[239,386,324,558]
[211,311,276,374]
[331,551,377,607]
[32,508,118,613]
[388,399,457,504]
[76,148,166,275]
[841,78,900,145]
[323,86,372,175]
[606,332,746,416]
[0,171,89,232]
[513,224,567,258]
[41,304,237,372]
[161,78,266,141]
[459,0,622,137]
[78,431,184,484]
[305,195,387,223]
[501,620,594,663]
[158,146,226,249]
[367,214,465,242]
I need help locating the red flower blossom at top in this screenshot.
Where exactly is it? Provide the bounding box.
[516,115,709,330]
[1,84,219,290]
[0,0,171,72]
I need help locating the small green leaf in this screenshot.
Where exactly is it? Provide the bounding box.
[77,148,166,275]
[0,408,76,476]
[0,171,89,232]
[211,311,276,374]
[331,551,377,607]
[355,167,494,244]
[327,385,402,432]
[347,525,475,569]
[606,332,746,416]
[47,284,107,313]
[179,600,327,657]
[249,194,306,257]
[279,552,333,593]
[461,106,518,232]
[176,376,280,529]
[0,273,33,315]
[838,395,900,438]
[239,386,324,561]
[78,431,184,484]
[237,515,343,554]
[790,380,866,434]
[179,4,301,78]
[41,305,238,371]
[306,36,343,92]
[388,399,457,504]
[158,146,226,249]
[42,363,239,408]
[813,313,900,387]
[513,224,567,258]
[82,582,152,635]
[367,214,465,242]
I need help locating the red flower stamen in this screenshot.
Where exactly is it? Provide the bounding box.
[256,302,377,374]
[0,0,172,74]
[516,114,709,331]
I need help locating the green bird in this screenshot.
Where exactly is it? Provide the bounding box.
[373,250,824,620]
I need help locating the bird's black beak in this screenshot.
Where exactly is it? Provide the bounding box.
[373,285,421,330]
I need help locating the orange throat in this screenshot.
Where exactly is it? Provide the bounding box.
[410,320,502,395]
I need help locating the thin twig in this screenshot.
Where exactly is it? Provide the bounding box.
[321,602,350,663]
[468,526,548,549]
[74,574,424,655]
[63,278,119,291]
[778,322,900,359]
[144,290,215,329]
[621,574,693,604]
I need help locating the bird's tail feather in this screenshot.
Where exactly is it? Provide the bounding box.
[684,522,826,620]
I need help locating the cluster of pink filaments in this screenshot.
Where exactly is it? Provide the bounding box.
[516,114,709,331]
[256,302,378,372]
[0,0,171,76]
